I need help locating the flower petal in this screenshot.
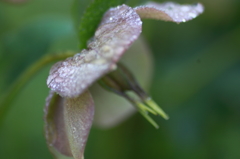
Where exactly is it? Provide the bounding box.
[44,91,72,157]
[120,37,153,88]
[134,2,204,23]
[64,90,94,159]
[91,37,153,128]
[47,4,142,97]
[44,90,94,159]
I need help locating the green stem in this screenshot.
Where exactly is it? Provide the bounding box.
[0,52,75,125]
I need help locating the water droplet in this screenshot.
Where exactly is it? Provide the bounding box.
[84,50,97,62]
[109,17,113,21]
[55,77,63,83]
[81,84,86,89]
[110,64,117,71]
[63,62,68,66]
[72,127,76,133]
[92,59,107,65]
[73,56,79,61]
[101,45,113,58]
[181,6,190,12]
[189,13,197,18]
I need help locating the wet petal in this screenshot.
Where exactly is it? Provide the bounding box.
[64,90,94,159]
[44,91,72,157]
[47,4,142,98]
[44,90,94,159]
[134,2,204,23]
[91,37,153,128]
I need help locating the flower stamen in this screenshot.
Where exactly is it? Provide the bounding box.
[98,63,168,128]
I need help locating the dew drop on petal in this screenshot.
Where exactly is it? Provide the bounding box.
[134,2,204,23]
[55,77,64,83]
[47,5,142,98]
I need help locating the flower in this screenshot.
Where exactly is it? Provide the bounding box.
[44,2,204,159]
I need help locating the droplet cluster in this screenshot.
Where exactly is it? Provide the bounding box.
[47,2,204,98]
[135,2,204,23]
[47,5,142,97]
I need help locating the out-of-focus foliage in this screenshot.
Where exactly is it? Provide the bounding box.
[0,0,240,159]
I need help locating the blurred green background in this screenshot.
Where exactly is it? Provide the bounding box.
[0,0,240,159]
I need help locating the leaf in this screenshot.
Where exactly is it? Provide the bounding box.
[47,5,142,97]
[78,0,128,49]
[71,0,90,31]
[64,90,94,159]
[134,2,204,23]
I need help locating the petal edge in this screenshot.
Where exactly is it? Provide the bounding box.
[64,90,95,159]
[134,2,204,23]
[44,91,72,157]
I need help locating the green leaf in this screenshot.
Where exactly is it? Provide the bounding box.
[71,0,90,31]
[78,0,128,49]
